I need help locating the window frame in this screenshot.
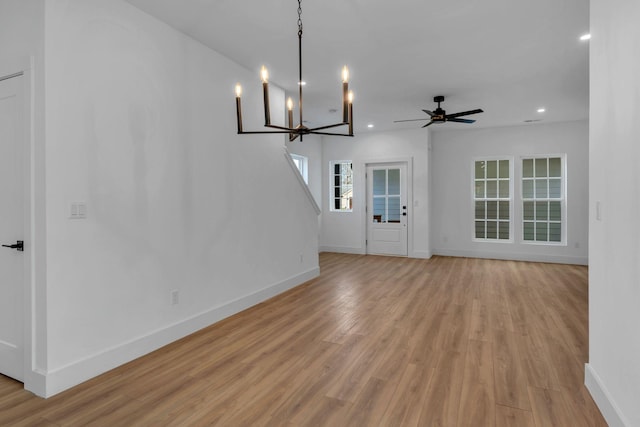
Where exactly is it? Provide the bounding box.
[329,160,353,212]
[290,153,308,184]
[520,154,567,245]
[472,156,514,243]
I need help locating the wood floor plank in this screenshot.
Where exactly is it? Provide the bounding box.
[0,254,606,426]
[457,339,495,427]
[492,329,531,410]
[495,404,535,427]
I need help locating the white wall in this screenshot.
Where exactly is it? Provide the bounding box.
[320,128,431,258]
[38,0,319,397]
[586,1,640,425]
[431,121,589,265]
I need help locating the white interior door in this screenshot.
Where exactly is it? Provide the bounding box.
[366,163,408,256]
[0,74,25,382]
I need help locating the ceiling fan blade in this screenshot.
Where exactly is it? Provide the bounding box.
[446,109,484,119]
[422,120,435,128]
[448,118,476,124]
[422,109,435,117]
[394,118,430,123]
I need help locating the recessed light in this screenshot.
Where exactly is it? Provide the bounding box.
[580,33,591,41]
[537,108,546,113]
[367,124,374,128]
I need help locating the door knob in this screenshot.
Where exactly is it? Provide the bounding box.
[2,240,23,251]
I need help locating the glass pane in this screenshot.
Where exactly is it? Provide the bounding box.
[499,201,510,219]
[549,201,561,221]
[549,222,561,242]
[487,221,497,239]
[388,169,400,195]
[334,175,340,187]
[549,157,561,177]
[475,201,486,220]
[487,201,498,219]
[522,180,534,198]
[499,180,509,198]
[523,159,534,178]
[536,201,548,221]
[536,222,548,241]
[499,221,509,239]
[388,196,401,222]
[373,197,386,222]
[523,201,535,221]
[535,158,547,177]
[487,161,497,179]
[486,180,497,198]
[475,161,485,179]
[549,179,561,198]
[475,181,485,198]
[373,170,386,196]
[535,179,548,198]
[475,221,485,239]
[334,163,340,175]
[499,160,509,178]
[523,222,535,240]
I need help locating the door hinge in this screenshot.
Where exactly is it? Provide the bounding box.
[366,239,368,245]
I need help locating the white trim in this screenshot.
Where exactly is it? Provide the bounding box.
[0,56,39,395]
[328,160,354,212]
[39,267,319,397]
[319,245,365,255]
[519,154,567,245]
[284,148,320,215]
[360,157,414,257]
[585,363,630,427]
[471,156,515,243]
[432,248,587,265]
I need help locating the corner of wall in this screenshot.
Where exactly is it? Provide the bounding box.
[585,363,630,427]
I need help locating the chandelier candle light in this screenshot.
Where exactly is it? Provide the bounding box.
[234,0,354,141]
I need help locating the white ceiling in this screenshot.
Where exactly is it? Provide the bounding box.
[125,0,590,134]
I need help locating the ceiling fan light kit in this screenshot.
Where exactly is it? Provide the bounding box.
[234,0,354,141]
[394,95,484,128]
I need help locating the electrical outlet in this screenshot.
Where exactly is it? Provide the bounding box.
[171,290,179,305]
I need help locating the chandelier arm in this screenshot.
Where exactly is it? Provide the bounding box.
[265,124,297,131]
[309,131,355,137]
[238,130,299,135]
[308,122,351,132]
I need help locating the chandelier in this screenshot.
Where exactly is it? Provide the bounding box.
[234,0,354,141]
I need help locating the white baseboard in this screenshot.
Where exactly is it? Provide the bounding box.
[320,246,432,260]
[39,267,320,398]
[320,245,365,255]
[585,363,630,427]
[432,248,588,265]
[411,250,432,259]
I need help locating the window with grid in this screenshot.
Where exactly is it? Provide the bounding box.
[474,159,511,241]
[330,161,353,212]
[522,156,564,243]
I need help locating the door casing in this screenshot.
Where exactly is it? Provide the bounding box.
[360,157,414,257]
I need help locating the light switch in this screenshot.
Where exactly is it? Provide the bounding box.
[70,202,87,219]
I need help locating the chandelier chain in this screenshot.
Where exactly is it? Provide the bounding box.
[297,0,303,36]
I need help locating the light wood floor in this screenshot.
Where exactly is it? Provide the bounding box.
[1,253,606,426]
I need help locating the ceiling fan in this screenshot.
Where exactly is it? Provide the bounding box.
[394,95,483,128]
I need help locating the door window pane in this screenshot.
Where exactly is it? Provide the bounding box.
[373,170,385,196]
[388,169,400,195]
[487,161,497,179]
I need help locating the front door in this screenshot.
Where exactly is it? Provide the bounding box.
[0,73,25,382]
[366,163,408,256]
